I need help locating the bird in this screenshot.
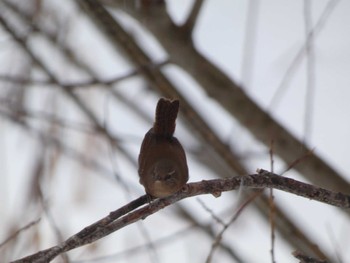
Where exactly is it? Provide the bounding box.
[138,98,188,198]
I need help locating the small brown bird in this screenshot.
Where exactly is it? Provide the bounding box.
[138,98,189,198]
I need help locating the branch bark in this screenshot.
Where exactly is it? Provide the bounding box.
[12,169,349,263]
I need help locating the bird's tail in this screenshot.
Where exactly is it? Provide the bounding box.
[153,98,179,137]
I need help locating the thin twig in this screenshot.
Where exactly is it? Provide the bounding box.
[303,0,315,146]
[0,218,41,248]
[175,203,245,262]
[206,191,261,263]
[197,198,226,226]
[0,109,121,183]
[0,97,98,133]
[241,0,260,88]
[0,5,138,195]
[269,141,276,263]
[73,224,197,262]
[269,0,339,109]
[0,61,168,89]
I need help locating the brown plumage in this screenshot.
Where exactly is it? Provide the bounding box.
[138,98,189,198]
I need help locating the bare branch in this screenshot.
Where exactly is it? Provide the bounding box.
[12,170,350,262]
[0,218,41,249]
[76,1,338,259]
[206,191,261,263]
[181,0,205,35]
[269,141,276,263]
[293,251,329,263]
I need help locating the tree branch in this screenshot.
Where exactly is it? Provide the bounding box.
[181,0,205,35]
[293,250,329,263]
[12,169,350,262]
[104,0,349,196]
[76,1,336,259]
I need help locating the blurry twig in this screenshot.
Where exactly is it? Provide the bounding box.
[206,191,261,263]
[0,109,122,183]
[181,0,205,35]
[175,203,245,262]
[197,198,225,226]
[241,0,260,88]
[293,251,328,263]
[0,4,137,192]
[0,218,41,249]
[0,97,98,133]
[0,60,167,88]
[303,0,315,146]
[73,224,196,262]
[269,0,339,109]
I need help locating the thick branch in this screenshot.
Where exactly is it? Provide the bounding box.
[12,170,350,262]
[105,1,350,195]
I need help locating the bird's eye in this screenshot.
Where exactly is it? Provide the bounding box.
[164,174,171,181]
[164,170,176,181]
